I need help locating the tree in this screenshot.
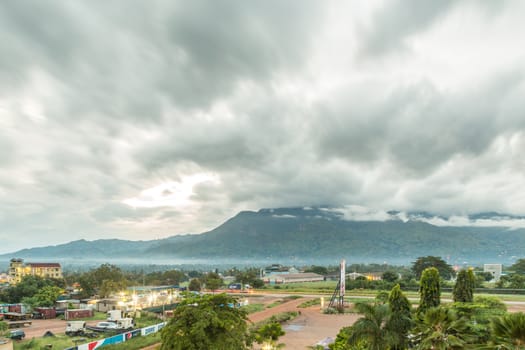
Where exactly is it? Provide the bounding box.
[0,320,7,334]
[235,268,263,289]
[188,278,201,291]
[412,256,454,280]
[203,272,223,291]
[453,269,475,303]
[387,284,412,350]
[491,311,525,348]
[510,258,525,274]
[99,279,126,298]
[412,307,474,349]
[254,322,285,349]
[496,274,525,289]
[347,302,394,350]
[0,275,62,303]
[305,265,328,275]
[382,271,399,283]
[160,293,251,350]
[22,285,63,307]
[77,264,128,298]
[419,267,440,313]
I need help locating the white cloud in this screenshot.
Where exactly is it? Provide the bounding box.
[122,173,220,209]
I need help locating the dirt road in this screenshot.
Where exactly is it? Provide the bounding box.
[14,319,100,339]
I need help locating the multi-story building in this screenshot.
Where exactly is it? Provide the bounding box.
[8,258,63,284]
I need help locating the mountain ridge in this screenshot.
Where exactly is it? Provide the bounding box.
[2,208,523,265]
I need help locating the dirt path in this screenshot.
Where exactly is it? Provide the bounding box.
[248,297,311,324]
[18,319,100,339]
[279,307,359,349]
[247,297,359,349]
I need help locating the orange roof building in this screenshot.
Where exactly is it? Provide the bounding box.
[8,258,63,284]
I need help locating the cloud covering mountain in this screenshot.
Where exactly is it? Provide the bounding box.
[1,1,525,252]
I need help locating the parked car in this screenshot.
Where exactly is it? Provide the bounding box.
[95,322,118,330]
[9,329,25,340]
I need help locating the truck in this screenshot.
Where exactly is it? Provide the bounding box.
[116,318,134,330]
[65,321,87,336]
[107,310,122,321]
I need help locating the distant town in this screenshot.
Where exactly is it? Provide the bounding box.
[2,255,525,349]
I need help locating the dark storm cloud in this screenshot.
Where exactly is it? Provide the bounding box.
[0,0,323,126]
[1,1,525,253]
[316,71,525,175]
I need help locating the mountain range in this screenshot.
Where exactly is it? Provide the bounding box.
[2,207,524,267]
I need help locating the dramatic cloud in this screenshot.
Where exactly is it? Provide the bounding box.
[1,0,525,253]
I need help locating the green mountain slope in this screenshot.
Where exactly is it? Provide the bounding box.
[2,208,523,265]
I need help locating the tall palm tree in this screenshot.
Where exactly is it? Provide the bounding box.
[491,312,525,349]
[412,306,475,350]
[348,302,395,350]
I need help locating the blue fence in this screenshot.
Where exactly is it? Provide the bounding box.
[65,323,166,350]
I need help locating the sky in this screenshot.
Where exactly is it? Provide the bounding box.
[1,1,525,253]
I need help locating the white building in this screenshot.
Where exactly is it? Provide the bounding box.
[483,264,502,282]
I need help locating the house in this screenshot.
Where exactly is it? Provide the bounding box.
[263,264,299,276]
[95,298,124,312]
[8,258,63,284]
[484,264,502,282]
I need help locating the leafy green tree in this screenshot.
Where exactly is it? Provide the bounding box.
[412,256,455,280]
[203,272,223,291]
[453,269,475,303]
[77,264,128,298]
[331,327,350,350]
[305,265,329,275]
[419,267,441,313]
[0,275,62,303]
[387,284,412,350]
[510,258,525,274]
[412,307,474,349]
[99,279,126,298]
[254,322,285,348]
[0,320,8,335]
[490,311,525,348]
[382,271,399,283]
[235,268,263,289]
[188,278,201,291]
[497,274,525,289]
[160,293,251,350]
[347,302,394,350]
[22,285,63,307]
[477,271,494,282]
[144,270,187,286]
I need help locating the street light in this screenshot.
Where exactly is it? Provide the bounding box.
[262,342,274,350]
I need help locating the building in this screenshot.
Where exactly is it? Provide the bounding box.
[483,263,502,282]
[0,272,10,284]
[8,258,63,284]
[263,264,299,276]
[264,272,324,284]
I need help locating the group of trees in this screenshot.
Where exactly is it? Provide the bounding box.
[159,293,284,350]
[0,275,64,306]
[1,263,268,309]
[333,264,525,349]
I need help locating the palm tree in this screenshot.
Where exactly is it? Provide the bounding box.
[347,302,395,350]
[412,306,475,350]
[491,312,525,349]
